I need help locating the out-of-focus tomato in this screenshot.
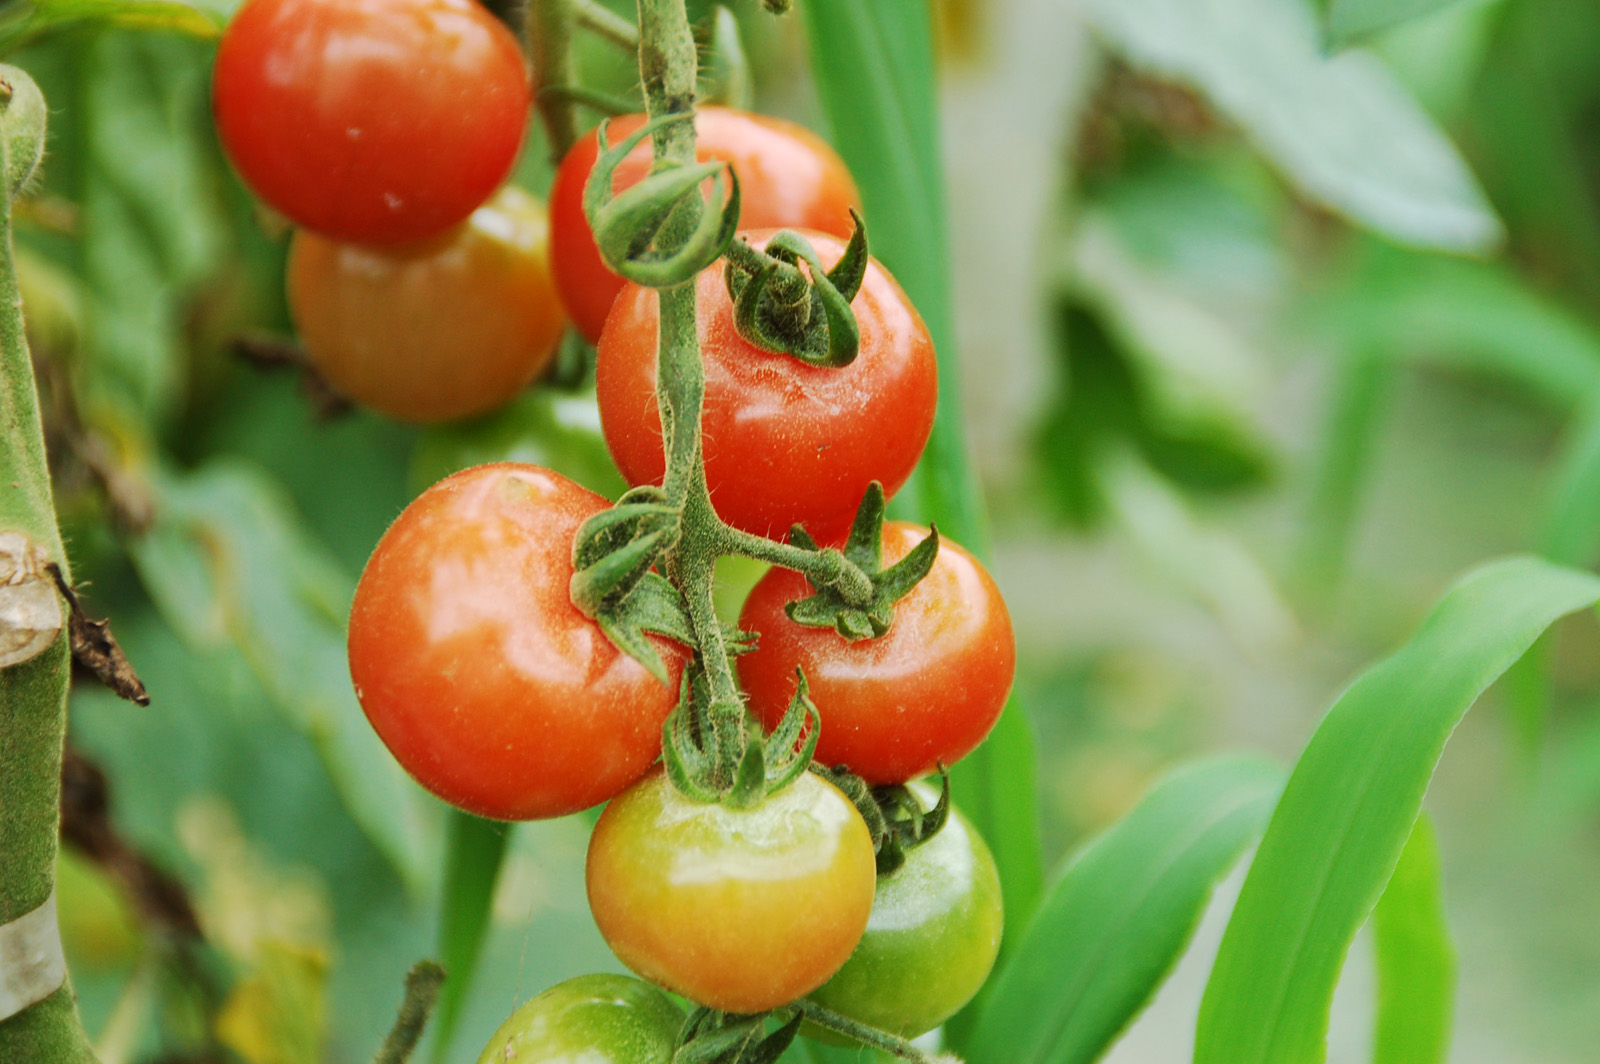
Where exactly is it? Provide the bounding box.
[288,187,565,424]
[348,464,682,821]
[213,0,529,244]
[550,107,860,342]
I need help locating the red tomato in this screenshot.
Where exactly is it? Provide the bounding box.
[213,0,530,244]
[549,107,860,342]
[586,768,876,1013]
[348,464,682,820]
[596,230,937,542]
[738,523,1016,785]
[288,186,566,423]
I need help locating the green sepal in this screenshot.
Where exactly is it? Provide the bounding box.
[590,571,696,683]
[723,729,769,810]
[586,113,742,290]
[741,1013,801,1064]
[662,703,722,804]
[760,669,821,795]
[783,483,939,641]
[810,762,890,852]
[673,1011,766,1064]
[871,766,951,876]
[722,216,868,368]
[570,527,671,616]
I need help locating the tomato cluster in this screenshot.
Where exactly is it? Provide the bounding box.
[213,0,1018,1044]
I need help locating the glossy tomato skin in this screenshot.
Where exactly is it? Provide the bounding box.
[809,783,1003,1040]
[597,230,937,542]
[289,187,566,423]
[348,464,682,821]
[213,0,529,244]
[586,768,877,1013]
[550,107,861,342]
[739,523,1016,785]
[474,974,684,1064]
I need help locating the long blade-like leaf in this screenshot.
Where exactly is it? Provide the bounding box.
[966,755,1282,1064]
[1195,556,1600,1064]
[1319,0,1471,49]
[1371,813,1455,1064]
[429,811,511,1062]
[802,0,1045,966]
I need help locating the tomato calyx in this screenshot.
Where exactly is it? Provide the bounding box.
[812,763,952,876]
[674,1007,803,1064]
[569,485,695,683]
[662,659,817,806]
[785,482,940,641]
[722,214,869,367]
[586,113,742,289]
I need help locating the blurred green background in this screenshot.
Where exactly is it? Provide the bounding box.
[7,0,1600,1059]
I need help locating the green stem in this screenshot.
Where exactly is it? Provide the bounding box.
[792,999,946,1062]
[371,961,446,1064]
[572,0,639,50]
[718,526,874,604]
[527,0,581,159]
[0,65,97,1063]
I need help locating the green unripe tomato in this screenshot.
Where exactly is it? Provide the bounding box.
[475,973,684,1064]
[807,782,1003,1041]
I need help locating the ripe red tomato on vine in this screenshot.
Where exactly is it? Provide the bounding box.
[739,522,1016,784]
[549,107,862,342]
[212,0,530,244]
[288,186,566,423]
[596,229,937,542]
[347,463,683,821]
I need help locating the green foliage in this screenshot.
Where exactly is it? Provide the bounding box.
[965,756,1281,1064]
[1195,556,1600,1064]
[0,0,223,55]
[1083,0,1502,252]
[1317,0,1476,49]
[1371,814,1455,1064]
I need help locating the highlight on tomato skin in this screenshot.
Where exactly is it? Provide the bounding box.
[549,106,862,342]
[288,186,567,424]
[596,229,938,543]
[585,767,878,1014]
[212,0,530,245]
[738,522,1017,785]
[347,463,684,822]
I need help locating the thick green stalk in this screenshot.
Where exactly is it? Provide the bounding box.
[528,0,581,158]
[0,64,98,1063]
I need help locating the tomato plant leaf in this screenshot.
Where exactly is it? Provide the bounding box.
[1194,555,1600,1064]
[0,0,223,54]
[1371,813,1455,1064]
[802,0,1046,969]
[964,755,1282,1064]
[131,459,435,890]
[428,811,511,1064]
[1317,0,1470,49]
[1081,0,1501,253]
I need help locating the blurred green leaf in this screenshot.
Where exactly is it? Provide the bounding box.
[1371,813,1455,1064]
[1195,556,1600,1064]
[1318,0,1474,49]
[801,0,1045,970]
[0,0,222,53]
[1082,0,1502,252]
[965,755,1282,1064]
[130,458,435,890]
[77,30,226,428]
[408,390,625,500]
[428,811,511,1064]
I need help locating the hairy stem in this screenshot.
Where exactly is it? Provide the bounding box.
[719,526,874,604]
[371,961,446,1064]
[0,65,97,1063]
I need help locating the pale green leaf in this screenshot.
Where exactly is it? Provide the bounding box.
[1195,556,1600,1064]
[0,0,223,53]
[1371,813,1455,1064]
[132,459,435,890]
[1320,0,1477,49]
[1081,0,1502,252]
[429,811,511,1063]
[966,755,1282,1064]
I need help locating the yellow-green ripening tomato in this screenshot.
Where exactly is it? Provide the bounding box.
[475,974,683,1064]
[586,767,877,1014]
[288,185,566,424]
[807,781,1003,1040]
